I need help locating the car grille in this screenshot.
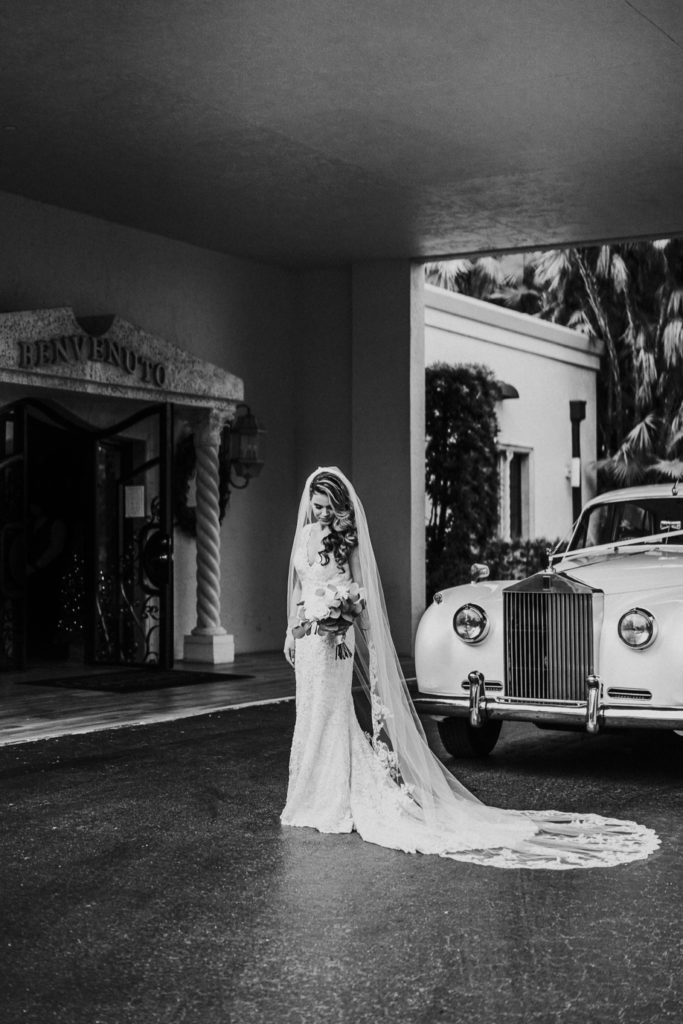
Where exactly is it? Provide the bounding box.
[504,589,593,701]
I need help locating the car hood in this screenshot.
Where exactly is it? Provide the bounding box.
[555,547,683,594]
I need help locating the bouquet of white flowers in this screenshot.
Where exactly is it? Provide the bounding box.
[292,580,367,659]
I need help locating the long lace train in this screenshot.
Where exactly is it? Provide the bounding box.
[282,630,659,868]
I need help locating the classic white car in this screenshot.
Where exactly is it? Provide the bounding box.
[414,485,683,757]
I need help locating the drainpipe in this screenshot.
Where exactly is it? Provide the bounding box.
[569,401,586,522]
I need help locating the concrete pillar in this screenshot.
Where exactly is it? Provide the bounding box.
[183,408,235,664]
[351,261,425,655]
[291,268,353,478]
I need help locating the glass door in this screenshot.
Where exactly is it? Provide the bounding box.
[92,404,174,668]
[0,405,26,669]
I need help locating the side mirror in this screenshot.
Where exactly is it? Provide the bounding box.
[470,563,490,583]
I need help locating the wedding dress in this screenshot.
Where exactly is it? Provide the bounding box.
[281,468,660,869]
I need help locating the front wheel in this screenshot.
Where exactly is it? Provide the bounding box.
[437,718,502,758]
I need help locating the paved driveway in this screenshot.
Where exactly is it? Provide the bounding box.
[1,704,680,1024]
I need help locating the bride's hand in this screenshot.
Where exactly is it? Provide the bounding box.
[284,631,296,667]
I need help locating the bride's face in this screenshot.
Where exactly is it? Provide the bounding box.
[310,490,333,526]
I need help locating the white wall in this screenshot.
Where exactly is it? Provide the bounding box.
[425,285,602,542]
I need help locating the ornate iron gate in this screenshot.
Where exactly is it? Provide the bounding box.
[92,404,174,668]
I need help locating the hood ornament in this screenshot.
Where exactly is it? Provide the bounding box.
[470,563,490,583]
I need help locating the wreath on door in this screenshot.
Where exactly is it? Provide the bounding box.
[173,432,230,538]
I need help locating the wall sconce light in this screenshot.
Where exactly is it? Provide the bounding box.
[222,403,266,489]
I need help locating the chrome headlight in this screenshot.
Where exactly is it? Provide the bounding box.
[453,604,489,644]
[618,608,657,650]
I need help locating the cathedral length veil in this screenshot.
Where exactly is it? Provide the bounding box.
[287,467,660,869]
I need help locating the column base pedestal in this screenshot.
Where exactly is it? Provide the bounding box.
[183,632,235,665]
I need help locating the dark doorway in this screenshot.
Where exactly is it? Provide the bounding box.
[26,411,90,664]
[0,398,174,672]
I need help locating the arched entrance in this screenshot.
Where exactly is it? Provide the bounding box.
[0,305,244,673]
[0,398,174,670]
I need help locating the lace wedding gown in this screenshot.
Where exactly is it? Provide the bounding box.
[281,523,660,869]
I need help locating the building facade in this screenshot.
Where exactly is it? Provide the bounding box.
[0,192,425,672]
[425,285,603,545]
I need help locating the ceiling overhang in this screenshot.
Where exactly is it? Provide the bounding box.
[1,1,682,266]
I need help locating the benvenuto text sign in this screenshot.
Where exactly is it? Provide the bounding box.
[17,334,168,387]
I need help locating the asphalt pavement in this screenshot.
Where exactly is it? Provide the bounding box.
[1,704,681,1024]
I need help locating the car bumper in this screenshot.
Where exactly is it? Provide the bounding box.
[413,692,683,732]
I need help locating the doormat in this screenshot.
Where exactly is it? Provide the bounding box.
[19,670,253,693]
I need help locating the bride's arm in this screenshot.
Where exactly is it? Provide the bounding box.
[284,576,301,668]
[288,577,302,628]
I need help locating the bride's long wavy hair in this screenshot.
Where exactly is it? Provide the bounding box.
[309,471,358,570]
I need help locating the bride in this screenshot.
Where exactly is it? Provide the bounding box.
[281,467,660,869]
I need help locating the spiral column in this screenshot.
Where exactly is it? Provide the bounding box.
[183,408,235,664]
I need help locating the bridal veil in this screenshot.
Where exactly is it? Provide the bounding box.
[287,467,660,868]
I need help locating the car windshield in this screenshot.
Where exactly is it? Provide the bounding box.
[567,497,683,551]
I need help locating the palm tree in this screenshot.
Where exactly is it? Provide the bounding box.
[426,240,683,489]
[425,256,512,300]
[531,240,683,487]
[532,246,625,455]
